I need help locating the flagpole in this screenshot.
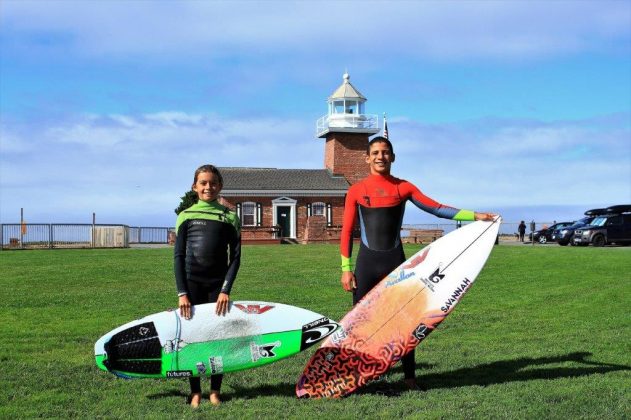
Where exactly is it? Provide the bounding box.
[383,112,388,139]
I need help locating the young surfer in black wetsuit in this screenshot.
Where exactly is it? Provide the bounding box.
[340,137,495,390]
[174,164,241,407]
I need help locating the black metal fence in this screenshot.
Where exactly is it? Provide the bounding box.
[1,221,548,250]
[128,227,175,244]
[0,224,175,250]
[402,221,548,238]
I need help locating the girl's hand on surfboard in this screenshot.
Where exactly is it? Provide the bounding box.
[474,212,498,221]
[341,272,357,292]
[215,293,230,316]
[179,295,192,319]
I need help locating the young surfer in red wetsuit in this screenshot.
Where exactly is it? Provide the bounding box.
[340,137,496,390]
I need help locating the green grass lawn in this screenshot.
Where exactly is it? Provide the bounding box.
[0,244,629,418]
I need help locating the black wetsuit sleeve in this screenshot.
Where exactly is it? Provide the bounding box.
[173,220,189,295]
[221,226,241,294]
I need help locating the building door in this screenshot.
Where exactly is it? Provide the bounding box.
[276,206,291,238]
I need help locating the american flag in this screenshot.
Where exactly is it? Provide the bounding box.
[383,114,389,139]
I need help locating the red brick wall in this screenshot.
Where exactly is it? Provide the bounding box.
[303,216,326,242]
[324,132,369,185]
[220,195,347,242]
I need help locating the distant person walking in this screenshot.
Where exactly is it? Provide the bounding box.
[518,221,526,242]
[174,164,241,407]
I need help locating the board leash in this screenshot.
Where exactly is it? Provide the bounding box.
[171,310,182,371]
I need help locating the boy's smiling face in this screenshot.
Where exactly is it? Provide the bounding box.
[366,141,395,175]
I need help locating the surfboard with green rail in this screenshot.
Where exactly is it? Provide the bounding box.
[95,301,338,379]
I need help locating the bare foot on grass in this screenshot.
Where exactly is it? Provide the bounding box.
[189,392,202,408]
[209,391,221,406]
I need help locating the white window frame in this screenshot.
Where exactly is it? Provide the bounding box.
[241,201,257,227]
[312,202,326,217]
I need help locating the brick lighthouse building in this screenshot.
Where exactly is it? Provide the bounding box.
[220,73,381,243]
[318,72,380,185]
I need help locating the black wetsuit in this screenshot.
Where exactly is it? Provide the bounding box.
[174,200,241,393]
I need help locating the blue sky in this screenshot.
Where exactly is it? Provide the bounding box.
[1,0,629,226]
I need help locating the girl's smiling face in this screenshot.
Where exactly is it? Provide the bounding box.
[192,171,222,202]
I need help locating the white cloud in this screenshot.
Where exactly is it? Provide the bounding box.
[2,1,628,61]
[0,111,324,223]
[388,115,631,208]
[1,110,629,224]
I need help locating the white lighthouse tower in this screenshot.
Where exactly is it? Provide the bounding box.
[317,72,380,185]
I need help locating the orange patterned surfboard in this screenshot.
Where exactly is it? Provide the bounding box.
[296,218,501,398]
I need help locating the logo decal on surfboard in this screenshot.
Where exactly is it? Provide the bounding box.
[196,362,206,375]
[420,267,445,292]
[331,327,348,345]
[440,277,473,313]
[234,303,275,315]
[412,323,432,340]
[250,341,281,362]
[384,248,430,287]
[300,318,339,350]
[166,370,193,378]
[386,269,415,287]
[163,340,174,353]
[209,356,223,374]
[403,247,430,269]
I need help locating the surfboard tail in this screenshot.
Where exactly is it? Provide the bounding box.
[98,321,163,377]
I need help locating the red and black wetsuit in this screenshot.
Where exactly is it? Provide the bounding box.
[340,173,474,379]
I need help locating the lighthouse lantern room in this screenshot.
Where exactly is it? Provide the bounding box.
[316,72,380,138]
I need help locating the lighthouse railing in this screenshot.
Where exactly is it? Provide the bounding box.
[316,114,379,137]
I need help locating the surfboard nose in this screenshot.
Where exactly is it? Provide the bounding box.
[95,354,108,371]
[94,335,110,371]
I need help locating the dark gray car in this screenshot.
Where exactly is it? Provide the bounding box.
[553,216,594,246]
[531,222,574,244]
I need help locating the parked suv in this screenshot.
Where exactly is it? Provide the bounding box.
[553,216,595,246]
[573,210,631,246]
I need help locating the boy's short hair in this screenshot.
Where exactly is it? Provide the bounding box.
[367,136,394,155]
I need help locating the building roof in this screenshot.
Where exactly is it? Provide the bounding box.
[329,73,366,101]
[219,167,350,197]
